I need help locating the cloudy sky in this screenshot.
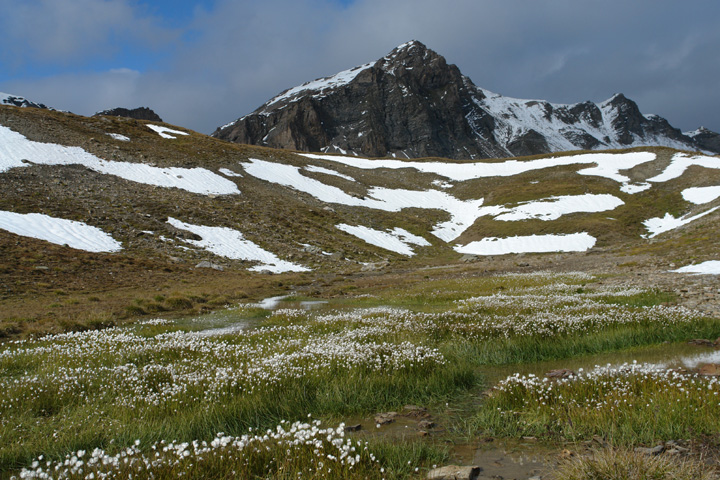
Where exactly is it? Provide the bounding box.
[1,0,718,135]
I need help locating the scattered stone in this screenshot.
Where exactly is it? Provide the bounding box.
[461,254,478,263]
[417,430,429,437]
[688,339,714,347]
[195,261,224,271]
[634,445,665,455]
[34,266,49,270]
[427,465,481,480]
[374,412,397,425]
[545,368,575,379]
[522,436,537,442]
[344,424,362,432]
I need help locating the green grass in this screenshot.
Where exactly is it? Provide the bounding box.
[3,271,720,477]
[548,448,718,480]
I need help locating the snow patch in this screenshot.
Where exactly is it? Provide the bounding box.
[0,125,239,195]
[0,210,122,252]
[147,125,189,139]
[266,62,373,107]
[336,224,430,256]
[454,232,596,255]
[493,194,623,222]
[300,151,655,183]
[682,186,720,204]
[219,168,243,177]
[671,260,720,275]
[167,218,309,273]
[304,165,355,181]
[647,153,720,183]
[107,133,130,142]
[642,207,719,238]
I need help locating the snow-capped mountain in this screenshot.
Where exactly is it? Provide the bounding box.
[214,41,717,159]
[1,92,52,110]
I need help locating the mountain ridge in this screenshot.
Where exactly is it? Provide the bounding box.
[214,41,718,159]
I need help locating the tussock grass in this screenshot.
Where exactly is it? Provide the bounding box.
[475,362,720,445]
[549,448,718,480]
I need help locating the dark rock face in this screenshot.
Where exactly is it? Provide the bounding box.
[1,93,51,110]
[214,41,718,159]
[95,107,163,122]
[687,127,720,153]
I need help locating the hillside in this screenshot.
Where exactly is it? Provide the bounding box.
[1,103,720,334]
[214,41,718,159]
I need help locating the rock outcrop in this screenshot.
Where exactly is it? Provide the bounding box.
[95,107,163,122]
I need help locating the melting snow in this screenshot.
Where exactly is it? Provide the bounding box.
[300,152,655,184]
[107,133,130,142]
[242,158,624,242]
[671,260,720,275]
[0,210,122,252]
[454,232,597,256]
[0,125,239,195]
[642,207,719,238]
[167,218,309,273]
[147,125,189,139]
[682,186,720,204]
[336,224,430,256]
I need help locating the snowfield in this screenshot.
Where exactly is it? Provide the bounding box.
[0,210,122,253]
[0,125,240,195]
[167,218,309,273]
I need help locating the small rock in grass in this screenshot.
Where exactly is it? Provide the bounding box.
[688,339,714,347]
[634,445,665,455]
[545,368,575,378]
[427,465,481,480]
[374,412,397,425]
[344,424,362,432]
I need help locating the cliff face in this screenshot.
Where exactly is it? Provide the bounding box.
[214,41,717,159]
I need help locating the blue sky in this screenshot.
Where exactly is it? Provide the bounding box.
[1,0,718,135]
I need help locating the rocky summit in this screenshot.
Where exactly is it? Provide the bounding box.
[214,41,719,159]
[94,107,163,122]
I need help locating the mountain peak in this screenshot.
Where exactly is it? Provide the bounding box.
[213,43,717,158]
